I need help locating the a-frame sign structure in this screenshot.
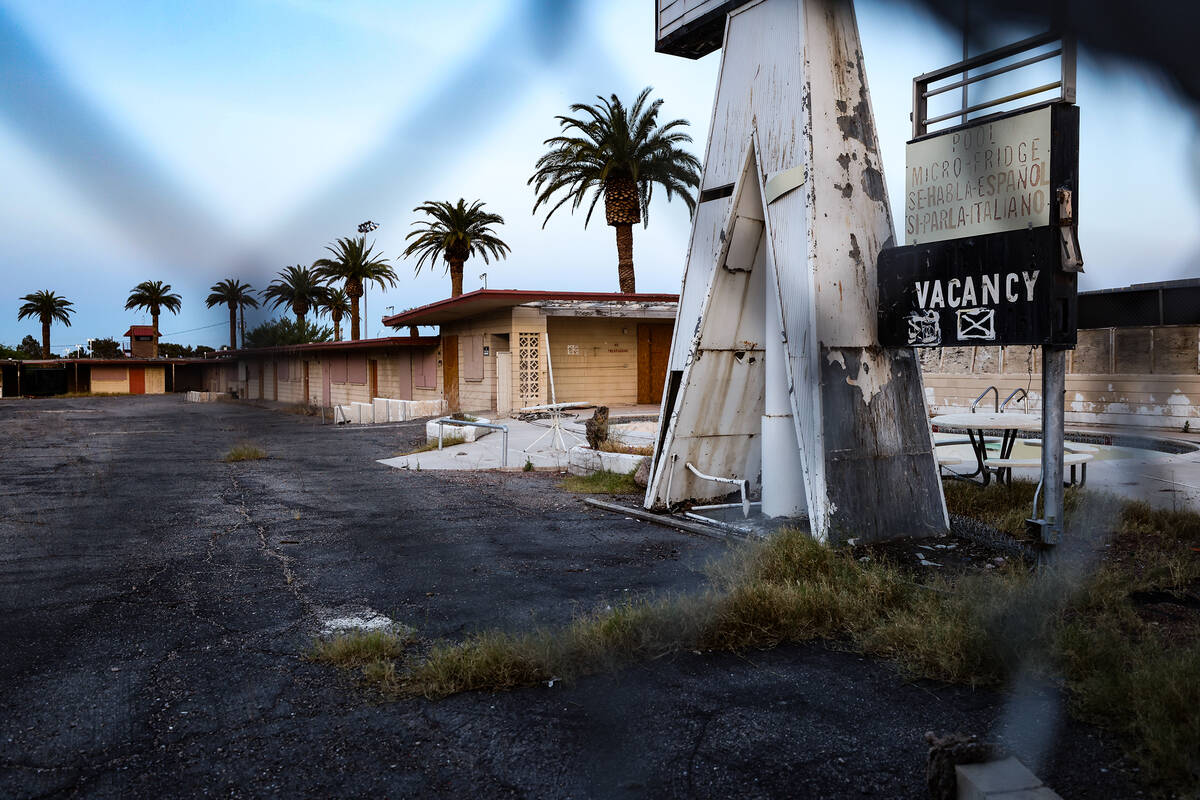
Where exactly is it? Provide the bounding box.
[648,0,947,543]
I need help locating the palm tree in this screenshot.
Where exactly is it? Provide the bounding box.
[125,280,182,357]
[205,279,259,350]
[312,237,397,341]
[318,287,352,341]
[403,199,511,298]
[17,290,74,358]
[529,87,700,293]
[261,265,328,326]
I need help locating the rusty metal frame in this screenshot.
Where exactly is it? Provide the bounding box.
[912,30,1076,138]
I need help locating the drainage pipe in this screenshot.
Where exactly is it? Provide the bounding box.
[434,417,510,468]
[685,462,750,517]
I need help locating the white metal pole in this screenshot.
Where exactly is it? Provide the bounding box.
[761,243,807,518]
[1040,346,1067,544]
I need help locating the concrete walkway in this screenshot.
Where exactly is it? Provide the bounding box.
[378,416,589,471]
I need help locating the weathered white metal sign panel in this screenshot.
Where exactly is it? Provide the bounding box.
[905,106,1051,244]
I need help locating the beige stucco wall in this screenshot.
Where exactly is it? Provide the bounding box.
[547,317,639,406]
[443,309,513,412]
[144,367,166,394]
[235,345,438,407]
[90,366,129,394]
[921,325,1200,428]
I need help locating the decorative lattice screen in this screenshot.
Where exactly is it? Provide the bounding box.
[517,332,540,403]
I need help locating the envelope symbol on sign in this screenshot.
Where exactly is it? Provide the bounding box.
[956,307,996,341]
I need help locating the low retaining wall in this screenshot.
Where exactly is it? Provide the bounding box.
[425,417,494,444]
[185,391,229,403]
[568,446,646,476]
[335,398,447,424]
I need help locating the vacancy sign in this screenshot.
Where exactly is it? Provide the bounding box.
[878,102,1079,348]
[905,106,1051,245]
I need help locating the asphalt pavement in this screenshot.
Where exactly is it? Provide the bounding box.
[0,396,1139,798]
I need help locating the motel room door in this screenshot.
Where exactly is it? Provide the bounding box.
[128,367,145,395]
[322,360,332,407]
[636,323,672,404]
[442,335,460,411]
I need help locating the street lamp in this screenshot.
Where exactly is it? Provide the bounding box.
[356,220,380,337]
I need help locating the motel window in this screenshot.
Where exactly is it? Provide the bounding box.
[464,335,484,382]
[330,355,348,384]
[415,349,437,389]
[346,356,367,385]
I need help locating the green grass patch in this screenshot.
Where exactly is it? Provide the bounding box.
[560,469,639,494]
[222,443,267,462]
[396,435,465,456]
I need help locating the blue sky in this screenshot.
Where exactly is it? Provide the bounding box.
[1,0,1197,352]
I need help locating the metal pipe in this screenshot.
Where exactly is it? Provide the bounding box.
[685,462,750,517]
[971,386,999,413]
[692,501,763,511]
[923,48,1063,99]
[923,82,1063,126]
[432,416,510,467]
[1000,387,1028,414]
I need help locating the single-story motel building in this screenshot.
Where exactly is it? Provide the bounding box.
[220,290,681,414]
[1,357,212,397]
[6,282,1197,431]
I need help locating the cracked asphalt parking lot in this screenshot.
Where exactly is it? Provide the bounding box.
[1,396,1137,798]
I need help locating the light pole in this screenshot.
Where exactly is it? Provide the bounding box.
[357,220,380,340]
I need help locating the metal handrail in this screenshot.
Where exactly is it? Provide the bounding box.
[971,386,999,414]
[434,417,510,467]
[686,462,750,518]
[912,30,1075,137]
[1001,388,1029,414]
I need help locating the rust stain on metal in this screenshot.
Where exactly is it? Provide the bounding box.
[860,166,885,202]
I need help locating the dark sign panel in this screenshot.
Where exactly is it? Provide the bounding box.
[878,101,1079,348]
[877,227,1077,347]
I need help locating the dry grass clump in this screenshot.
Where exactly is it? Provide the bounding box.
[560,469,640,495]
[596,440,654,456]
[308,482,1200,792]
[222,443,267,462]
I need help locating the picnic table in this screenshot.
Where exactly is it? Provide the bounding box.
[932,412,1039,486]
[932,412,1094,486]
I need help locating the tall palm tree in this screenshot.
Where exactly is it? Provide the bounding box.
[312,237,396,341]
[261,265,327,326]
[125,280,182,357]
[17,290,74,358]
[403,199,510,298]
[318,287,352,341]
[205,279,258,350]
[529,87,700,293]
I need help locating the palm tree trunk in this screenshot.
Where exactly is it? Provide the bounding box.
[409,326,419,338]
[40,319,50,359]
[333,316,342,341]
[449,259,465,298]
[350,296,361,341]
[151,310,160,357]
[228,306,237,350]
[615,224,636,293]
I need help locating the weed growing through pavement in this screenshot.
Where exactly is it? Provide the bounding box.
[560,469,639,494]
[222,443,267,462]
[308,478,1200,793]
[396,435,465,457]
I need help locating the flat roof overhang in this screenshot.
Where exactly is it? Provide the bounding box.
[382,289,680,327]
[16,358,213,366]
[223,335,439,358]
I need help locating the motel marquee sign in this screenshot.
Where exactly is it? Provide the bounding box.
[877,102,1079,348]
